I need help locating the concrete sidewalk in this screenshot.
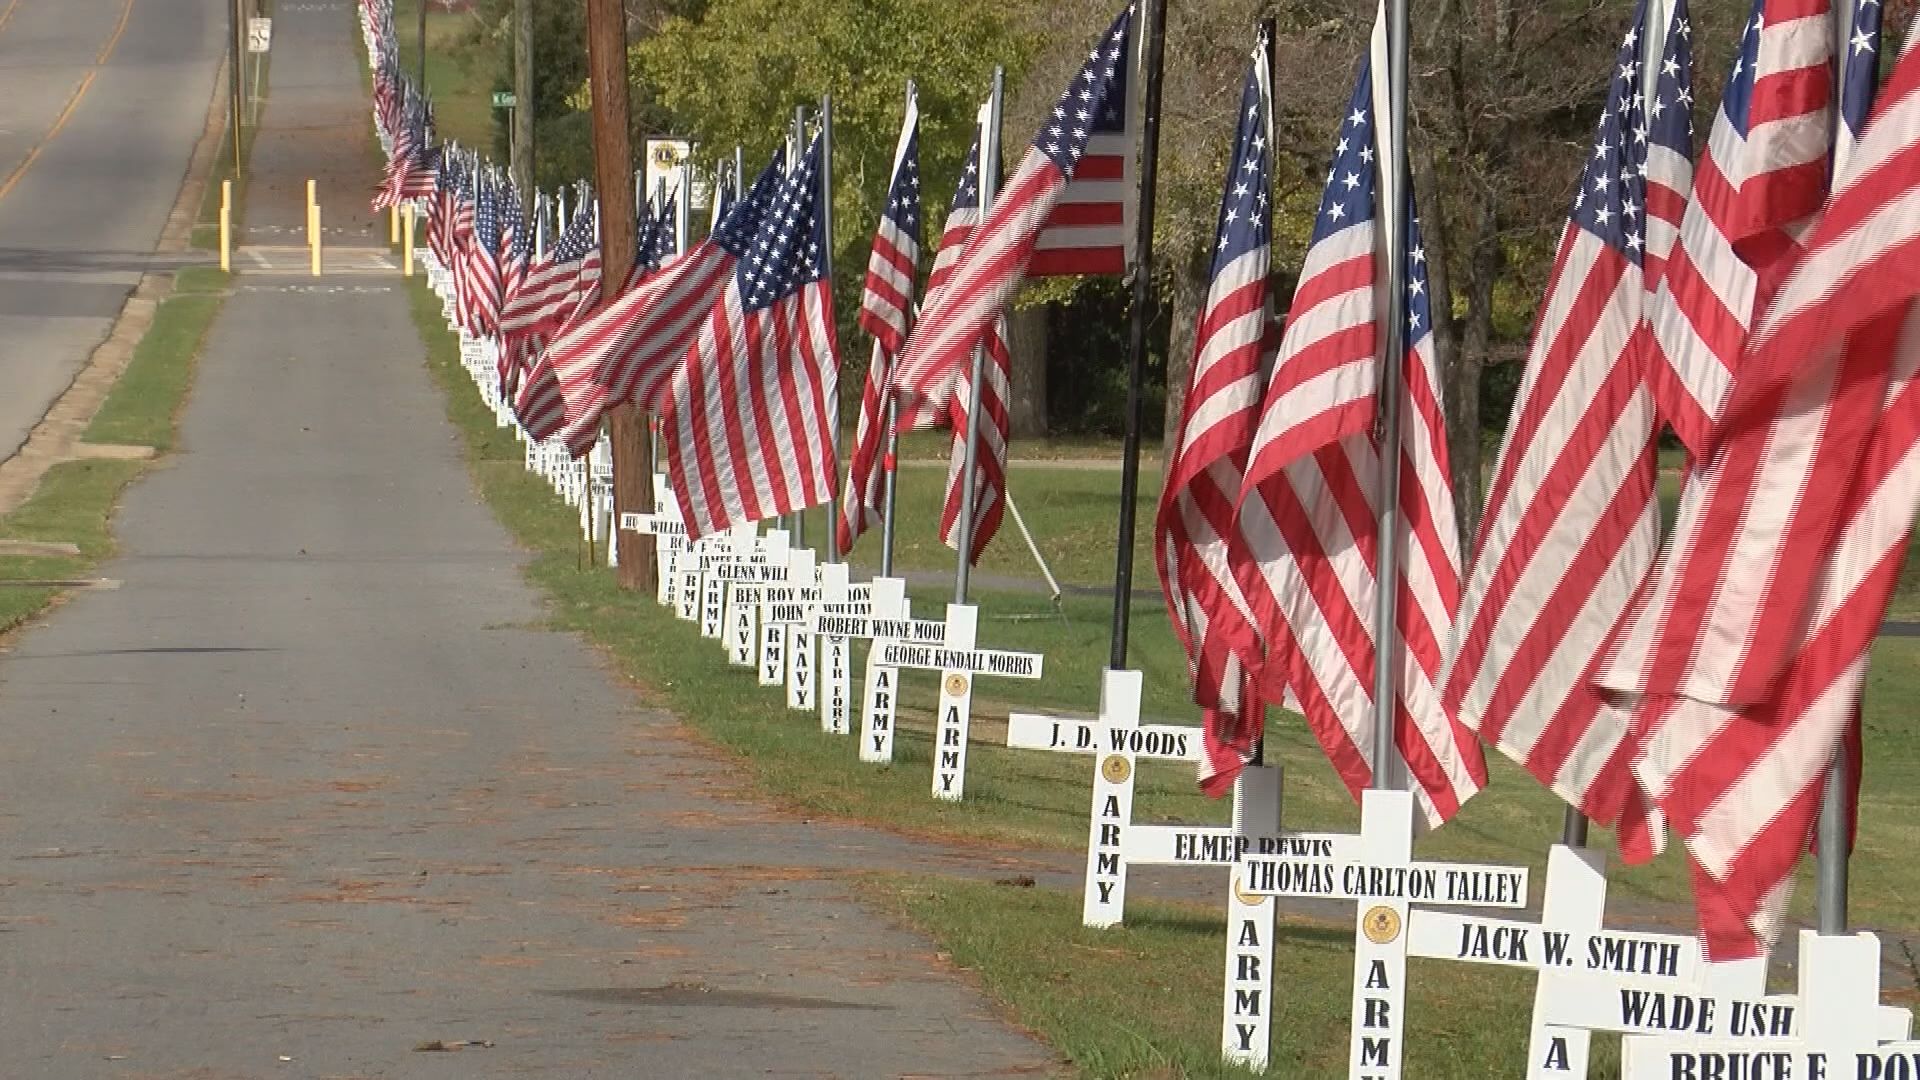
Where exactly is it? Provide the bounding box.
[0,5,1057,1077]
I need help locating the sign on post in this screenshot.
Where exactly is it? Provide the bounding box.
[247,17,272,52]
[492,91,517,109]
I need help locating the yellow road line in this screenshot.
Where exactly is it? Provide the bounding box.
[0,0,141,204]
[0,71,94,203]
[97,0,137,65]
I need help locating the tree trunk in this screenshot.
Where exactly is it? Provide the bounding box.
[1159,236,1211,479]
[1006,303,1049,439]
[1452,194,1502,550]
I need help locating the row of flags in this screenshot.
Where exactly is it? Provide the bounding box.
[1154,0,1910,961]
[362,0,1920,961]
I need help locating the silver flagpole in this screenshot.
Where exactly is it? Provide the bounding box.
[1816,0,1863,937]
[951,68,1004,605]
[790,107,808,545]
[878,79,916,579]
[1370,0,1413,791]
[821,91,841,564]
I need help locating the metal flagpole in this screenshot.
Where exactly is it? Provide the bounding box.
[1369,0,1413,791]
[417,0,427,90]
[1106,0,1168,668]
[820,92,841,564]
[1816,0,1862,937]
[950,69,1004,605]
[878,79,916,579]
[790,107,808,546]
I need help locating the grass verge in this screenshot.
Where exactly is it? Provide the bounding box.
[0,269,228,633]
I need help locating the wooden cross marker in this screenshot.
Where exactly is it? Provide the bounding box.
[1239,788,1531,1080]
[809,581,930,759]
[815,563,853,733]
[1616,929,1915,1077]
[620,474,688,608]
[869,604,1044,800]
[694,524,763,640]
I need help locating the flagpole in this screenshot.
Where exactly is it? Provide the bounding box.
[950,68,1004,605]
[878,79,915,580]
[820,91,842,565]
[1815,0,1862,938]
[1368,0,1414,791]
[1105,0,1167,670]
[790,106,809,546]
[879,348,903,576]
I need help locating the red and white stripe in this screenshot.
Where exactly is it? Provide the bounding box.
[663,277,841,538]
[544,239,737,456]
[937,320,1012,565]
[1027,127,1130,277]
[1644,0,1835,458]
[1605,40,1920,955]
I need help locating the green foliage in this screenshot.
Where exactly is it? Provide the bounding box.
[629,0,1034,285]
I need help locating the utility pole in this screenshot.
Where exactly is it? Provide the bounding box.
[584,0,654,590]
[229,0,245,177]
[511,0,534,203]
[417,0,428,91]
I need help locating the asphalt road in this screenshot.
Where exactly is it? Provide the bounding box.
[0,0,222,460]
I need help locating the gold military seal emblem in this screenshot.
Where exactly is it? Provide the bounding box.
[944,673,969,697]
[1362,905,1401,945]
[1101,754,1131,785]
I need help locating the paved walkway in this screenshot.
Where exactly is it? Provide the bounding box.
[0,5,1057,1078]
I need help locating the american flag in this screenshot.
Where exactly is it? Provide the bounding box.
[374,91,437,211]
[1596,1,1894,961]
[1027,16,1136,278]
[500,197,599,354]
[535,149,789,457]
[1643,0,1836,459]
[1443,0,1691,856]
[1155,43,1272,796]
[1230,36,1484,828]
[461,174,506,338]
[661,131,841,538]
[889,6,1133,415]
[837,98,922,555]
[920,117,1014,565]
[1644,0,1697,284]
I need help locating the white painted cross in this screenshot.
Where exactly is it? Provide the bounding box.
[619,474,689,608]
[785,561,845,716]
[802,578,924,760]
[717,529,788,669]
[1618,928,1915,1078]
[694,524,764,640]
[755,546,816,689]
[1238,788,1531,1080]
[814,564,853,733]
[869,605,1044,800]
[1407,843,1761,1078]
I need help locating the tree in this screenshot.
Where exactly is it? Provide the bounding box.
[629,0,1034,347]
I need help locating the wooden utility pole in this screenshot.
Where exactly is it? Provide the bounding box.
[511,0,534,202]
[584,0,654,589]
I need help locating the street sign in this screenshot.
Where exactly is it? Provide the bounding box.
[492,92,517,109]
[247,17,271,52]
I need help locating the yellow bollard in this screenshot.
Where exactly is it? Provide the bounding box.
[389,203,399,244]
[219,179,232,273]
[306,177,316,213]
[402,204,414,278]
[309,205,322,277]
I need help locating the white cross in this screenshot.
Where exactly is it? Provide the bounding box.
[1409,843,1771,1077]
[807,579,935,762]
[717,530,789,669]
[1618,929,1915,1078]
[1239,789,1531,1080]
[870,603,1043,800]
[619,474,687,608]
[754,546,816,689]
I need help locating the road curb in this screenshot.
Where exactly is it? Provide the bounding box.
[0,55,232,519]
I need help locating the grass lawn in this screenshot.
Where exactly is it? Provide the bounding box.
[386,0,497,153]
[861,874,1625,1079]
[0,269,227,634]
